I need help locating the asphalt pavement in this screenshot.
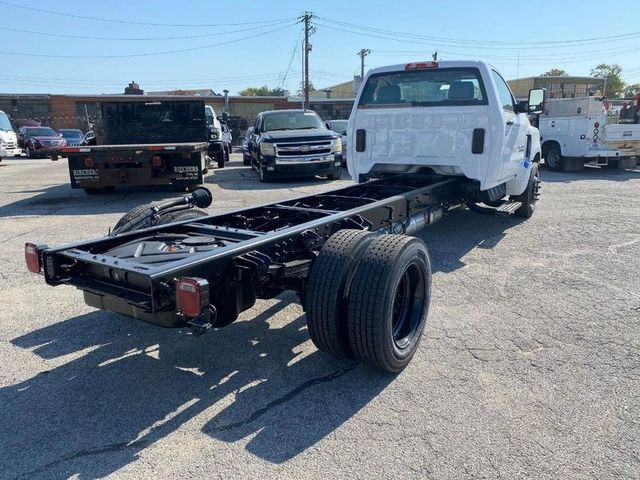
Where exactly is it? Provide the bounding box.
[1,154,639,479]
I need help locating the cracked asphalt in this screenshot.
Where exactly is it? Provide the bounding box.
[1,154,639,479]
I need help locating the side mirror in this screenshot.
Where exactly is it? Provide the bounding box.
[528,88,546,114]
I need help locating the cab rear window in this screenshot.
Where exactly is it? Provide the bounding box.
[358,67,488,108]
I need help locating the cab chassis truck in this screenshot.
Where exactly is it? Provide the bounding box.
[25,171,538,373]
[25,61,544,372]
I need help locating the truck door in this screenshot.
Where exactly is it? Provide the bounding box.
[492,71,528,180]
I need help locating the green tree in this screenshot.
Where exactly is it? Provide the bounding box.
[541,68,569,77]
[623,83,640,98]
[238,85,287,96]
[590,64,625,98]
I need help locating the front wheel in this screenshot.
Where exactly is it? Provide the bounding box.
[258,165,272,183]
[216,151,225,168]
[514,164,540,218]
[545,147,563,171]
[26,146,34,159]
[347,235,432,373]
[326,169,341,180]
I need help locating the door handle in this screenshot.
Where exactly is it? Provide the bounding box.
[506,120,514,126]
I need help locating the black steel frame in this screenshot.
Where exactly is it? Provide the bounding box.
[42,174,466,325]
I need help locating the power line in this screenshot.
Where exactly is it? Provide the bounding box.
[317,16,640,48]
[315,20,640,51]
[0,1,296,27]
[0,22,299,58]
[0,20,295,41]
[280,27,304,90]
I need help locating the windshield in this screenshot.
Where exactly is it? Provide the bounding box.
[359,67,487,108]
[60,130,83,139]
[0,112,11,131]
[327,120,348,133]
[27,127,57,136]
[262,111,324,132]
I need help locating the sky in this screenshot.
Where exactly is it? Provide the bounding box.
[1,0,639,96]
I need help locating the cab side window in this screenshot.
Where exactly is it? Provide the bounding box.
[492,71,515,112]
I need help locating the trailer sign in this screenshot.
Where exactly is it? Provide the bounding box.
[72,169,99,181]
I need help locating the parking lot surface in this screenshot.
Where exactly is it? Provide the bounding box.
[1,154,639,479]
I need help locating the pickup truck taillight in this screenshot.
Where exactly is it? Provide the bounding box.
[176,277,209,318]
[25,242,44,273]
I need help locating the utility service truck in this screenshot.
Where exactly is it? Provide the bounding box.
[25,61,544,373]
[539,96,640,171]
[61,99,211,194]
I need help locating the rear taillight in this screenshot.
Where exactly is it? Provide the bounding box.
[84,156,94,168]
[152,155,163,167]
[176,277,209,318]
[25,242,43,273]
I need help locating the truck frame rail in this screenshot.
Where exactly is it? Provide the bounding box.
[41,174,465,328]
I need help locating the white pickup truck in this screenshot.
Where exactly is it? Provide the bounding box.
[347,60,543,213]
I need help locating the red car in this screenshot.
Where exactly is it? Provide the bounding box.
[17,126,67,158]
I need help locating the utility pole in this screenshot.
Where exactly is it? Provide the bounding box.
[357,48,371,83]
[302,12,315,109]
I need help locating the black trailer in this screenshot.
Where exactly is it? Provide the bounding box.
[25,171,539,372]
[62,99,211,194]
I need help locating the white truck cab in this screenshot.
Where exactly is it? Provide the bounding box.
[347,60,543,197]
[0,110,21,160]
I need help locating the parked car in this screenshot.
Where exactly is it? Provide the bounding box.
[325,119,348,165]
[241,127,254,165]
[18,126,67,158]
[250,109,342,182]
[57,128,84,147]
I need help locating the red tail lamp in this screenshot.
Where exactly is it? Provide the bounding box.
[176,277,209,318]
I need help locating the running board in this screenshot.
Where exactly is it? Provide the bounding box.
[466,201,522,216]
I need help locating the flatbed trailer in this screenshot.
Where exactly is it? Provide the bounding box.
[27,169,538,372]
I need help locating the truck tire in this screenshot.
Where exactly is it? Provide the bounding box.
[243,154,251,166]
[544,147,563,171]
[305,229,377,358]
[258,165,272,183]
[327,170,341,180]
[618,158,638,169]
[514,163,540,218]
[347,235,432,373]
[112,203,207,235]
[216,151,225,168]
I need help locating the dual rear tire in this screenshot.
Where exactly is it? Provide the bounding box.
[305,230,432,373]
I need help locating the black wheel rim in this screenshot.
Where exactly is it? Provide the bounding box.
[391,261,426,350]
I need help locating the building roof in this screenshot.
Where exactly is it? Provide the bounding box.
[146,88,220,96]
[507,75,602,83]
